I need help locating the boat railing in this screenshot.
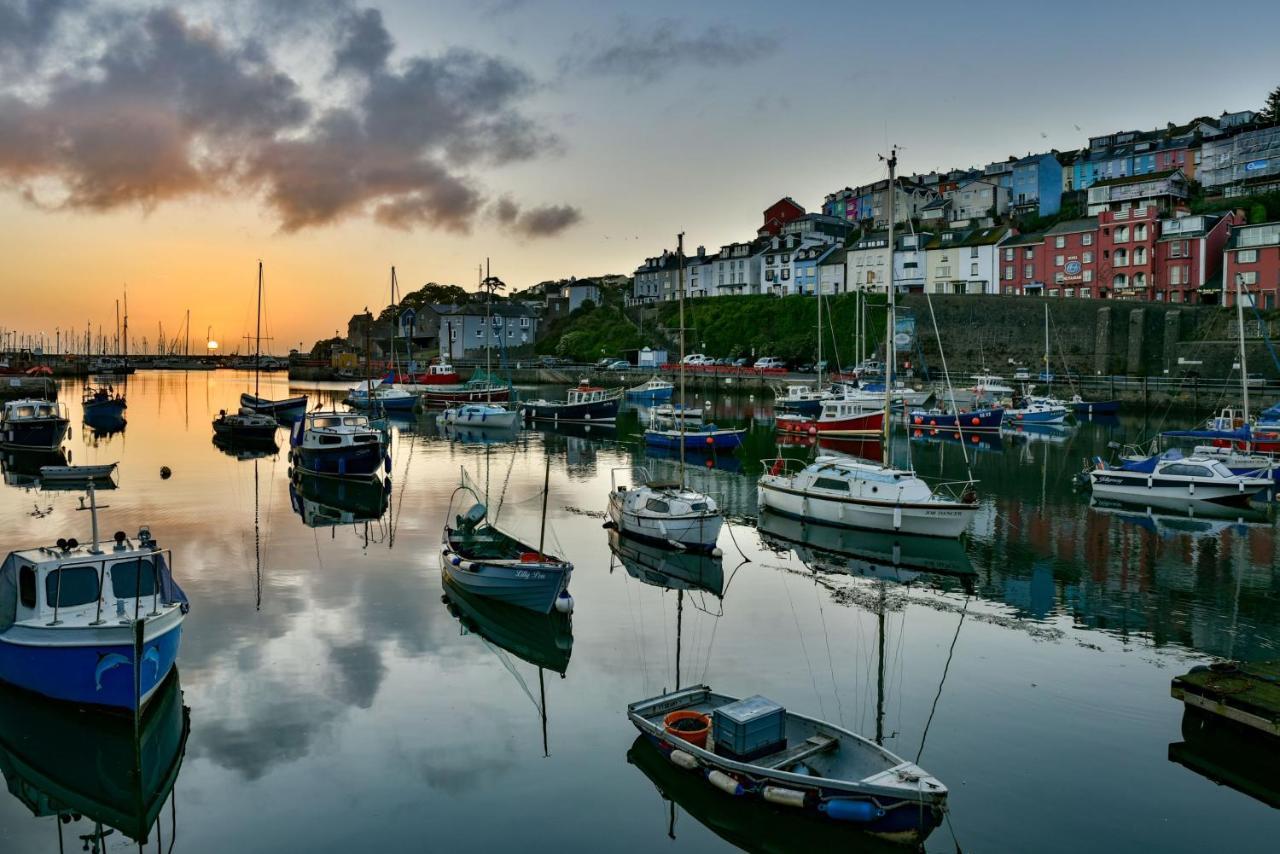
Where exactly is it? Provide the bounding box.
[760,456,806,477]
[48,547,174,627]
[927,479,979,504]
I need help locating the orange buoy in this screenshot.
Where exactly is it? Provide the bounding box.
[664,710,712,748]
[971,416,980,426]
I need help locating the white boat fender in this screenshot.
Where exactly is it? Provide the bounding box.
[762,786,808,809]
[554,591,574,614]
[669,749,699,771]
[820,798,885,823]
[706,770,744,797]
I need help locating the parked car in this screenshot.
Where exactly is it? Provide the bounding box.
[754,356,786,370]
[1013,368,1031,381]
[594,357,615,369]
[797,363,814,373]
[1246,373,1267,388]
[606,360,630,370]
[732,357,749,367]
[539,355,568,367]
[682,354,712,365]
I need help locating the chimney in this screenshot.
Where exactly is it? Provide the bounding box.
[697,245,705,258]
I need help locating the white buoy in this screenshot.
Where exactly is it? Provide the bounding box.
[763,786,808,808]
[669,749,699,771]
[707,770,744,796]
[554,591,574,614]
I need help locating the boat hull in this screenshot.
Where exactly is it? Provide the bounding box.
[758,478,975,538]
[421,386,511,407]
[607,492,723,552]
[626,385,674,404]
[294,442,385,477]
[908,408,1004,433]
[643,429,745,452]
[240,394,308,421]
[1007,407,1068,425]
[523,397,620,423]
[1,417,70,450]
[344,394,417,412]
[1090,471,1269,507]
[83,400,127,418]
[439,549,571,614]
[776,397,825,416]
[1071,400,1120,416]
[0,618,182,712]
[777,410,884,438]
[441,406,520,429]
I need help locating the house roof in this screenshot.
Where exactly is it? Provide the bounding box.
[819,247,847,266]
[1044,216,1099,236]
[921,196,951,211]
[1089,168,1182,189]
[443,302,535,318]
[960,226,1010,247]
[1003,231,1046,247]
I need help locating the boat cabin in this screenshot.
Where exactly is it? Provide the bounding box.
[791,457,939,503]
[3,399,65,423]
[568,382,613,405]
[1,532,183,630]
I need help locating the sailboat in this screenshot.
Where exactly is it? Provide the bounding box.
[759,150,979,539]
[239,263,308,421]
[1006,304,1068,424]
[215,263,283,442]
[346,267,418,413]
[442,261,520,429]
[611,233,727,553]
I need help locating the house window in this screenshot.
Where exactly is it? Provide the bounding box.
[1114,273,1128,288]
[1065,288,1075,298]
[1114,249,1128,267]
[1170,266,1182,285]
[1083,251,1093,263]
[1115,226,1129,242]
[970,248,979,258]
[1238,249,1258,263]
[449,329,457,342]
[781,269,790,280]
[1133,247,1147,265]
[1134,224,1147,240]
[475,328,484,338]
[1081,288,1092,298]
[1049,288,1060,296]
[1083,270,1093,283]
[1055,255,1064,266]
[521,318,530,328]
[1004,248,1014,261]
[1024,264,1034,278]
[1239,271,1258,285]
[1004,265,1014,280]
[1055,236,1065,248]
[1054,272,1064,284]
[766,255,775,265]
[970,263,979,276]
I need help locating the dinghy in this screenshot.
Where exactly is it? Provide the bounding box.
[38,462,118,484]
[627,685,947,846]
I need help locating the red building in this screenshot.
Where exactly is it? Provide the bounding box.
[1154,212,1239,304]
[1000,232,1045,295]
[1098,208,1159,300]
[1224,221,1280,309]
[758,197,806,237]
[1042,217,1100,298]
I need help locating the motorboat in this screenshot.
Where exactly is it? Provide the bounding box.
[608,467,723,553]
[907,406,1004,434]
[212,407,278,443]
[0,503,188,710]
[1089,453,1271,507]
[1006,395,1069,425]
[652,403,703,422]
[420,372,513,407]
[643,424,746,452]
[522,381,622,423]
[37,462,118,485]
[344,378,418,412]
[776,398,884,438]
[627,685,947,846]
[1069,395,1120,416]
[395,361,464,391]
[758,456,977,539]
[288,410,388,478]
[774,384,827,416]
[440,402,519,429]
[626,377,675,404]
[1,398,69,450]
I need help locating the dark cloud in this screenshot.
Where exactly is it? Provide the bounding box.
[491,196,581,239]
[562,18,779,85]
[0,0,81,69]
[0,3,578,234]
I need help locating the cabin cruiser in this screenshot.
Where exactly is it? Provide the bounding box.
[1090,452,1271,507]
[523,381,622,423]
[288,411,388,477]
[608,468,723,553]
[344,378,417,412]
[776,397,884,437]
[1,398,69,450]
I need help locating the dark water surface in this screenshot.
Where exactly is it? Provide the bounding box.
[1,371,1278,852]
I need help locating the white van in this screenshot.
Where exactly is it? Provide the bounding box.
[682,354,712,365]
[754,356,786,370]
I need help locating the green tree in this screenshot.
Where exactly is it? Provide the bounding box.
[1262,84,1280,122]
[1250,203,1268,224]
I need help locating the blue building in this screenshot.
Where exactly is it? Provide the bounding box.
[1010,152,1064,218]
[792,241,838,296]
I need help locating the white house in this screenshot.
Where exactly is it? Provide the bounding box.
[711,240,765,296]
[761,233,836,296]
[925,226,1010,295]
[951,178,1010,222]
[818,247,847,295]
[845,231,892,292]
[894,232,932,292]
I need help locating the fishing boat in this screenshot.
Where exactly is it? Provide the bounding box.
[38,462,118,484]
[969,372,1014,401]
[237,262,308,421]
[395,360,464,390]
[419,372,513,407]
[627,685,947,846]
[288,410,388,478]
[440,462,573,615]
[1006,394,1069,425]
[774,384,827,416]
[608,467,724,553]
[212,407,278,442]
[1,398,69,450]
[626,377,675,404]
[776,398,885,437]
[644,424,746,452]
[1089,453,1271,508]
[344,377,418,412]
[0,488,188,711]
[907,406,1004,434]
[440,402,520,429]
[81,385,126,419]
[522,380,622,423]
[0,671,188,848]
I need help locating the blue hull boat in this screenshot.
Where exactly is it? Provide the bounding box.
[241,393,308,421]
[626,381,674,404]
[777,399,824,416]
[1,417,69,451]
[1007,407,1068,425]
[644,426,746,452]
[295,442,385,477]
[1071,399,1119,416]
[909,407,1004,433]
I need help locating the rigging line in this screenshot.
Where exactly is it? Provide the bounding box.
[782,570,826,720]
[390,428,417,545]
[916,595,969,764]
[721,519,752,562]
[481,637,542,714]
[924,289,972,480]
[1243,281,1280,372]
[813,578,846,727]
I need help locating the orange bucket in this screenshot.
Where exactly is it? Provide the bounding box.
[664,710,711,748]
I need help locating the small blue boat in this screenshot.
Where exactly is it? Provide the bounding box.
[440,496,573,615]
[644,425,746,452]
[289,411,388,478]
[1069,397,1120,416]
[908,407,1004,433]
[0,500,188,711]
[626,377,674,404]
[81,385,127,419]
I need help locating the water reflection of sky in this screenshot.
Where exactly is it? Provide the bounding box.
[0,373,1276,852]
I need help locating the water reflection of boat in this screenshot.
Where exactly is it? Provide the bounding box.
[627,735,905,854]
[437,419,519,445]
[645,443,742,473]
[1002,421,1075,444]
[1168,706,1280,809]
[608,528,724,596]
[289,471,390,527]
[1,448,66,486]
[441,575,572,675]
[909,427,1003,453]
[1089,497,1272,535]
[757,510,975,584]
[213,433,278,459]
[0,672,188,847]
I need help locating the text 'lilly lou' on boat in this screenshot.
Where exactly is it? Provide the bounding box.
[0,483,188,712]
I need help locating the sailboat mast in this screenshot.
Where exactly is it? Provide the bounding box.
[115,300,120,358]
[1044,302,1050,394]
[881,150,897,468]
[1236,276,1250,424]
[817,275,823,388]
[537,451,551,559]
[677,232,687,482]
[255,262,263,399]
[485,260,492,404]
[123,291,128,368]
[876,584,886,745]
[185,309,190,357]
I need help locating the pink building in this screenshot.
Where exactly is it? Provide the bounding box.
[1098,208,1159,300]
[1224,221,1280,309]
[1154,212,1239,304]
[1043,217,1100,298]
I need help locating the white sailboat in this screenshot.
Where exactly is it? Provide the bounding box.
[759,150,979,539]
[609,232,724,553]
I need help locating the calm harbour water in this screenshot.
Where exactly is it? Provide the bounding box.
[1,371,1278,853]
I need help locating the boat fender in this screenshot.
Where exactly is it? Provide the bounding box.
[707,770,744,797]
[762,786,808,809]
[820,798,884,823]
[384,454,392,473]
[450,555,462,566]
[554,591,574,614]
[669,749,699,771]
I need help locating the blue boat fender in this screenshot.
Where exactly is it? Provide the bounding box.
[383,454,392,473]
[820,798,885,822]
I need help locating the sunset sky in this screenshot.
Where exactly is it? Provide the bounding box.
[2,0,1277,353]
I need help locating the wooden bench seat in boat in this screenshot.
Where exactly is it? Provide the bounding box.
[756,734,838,770]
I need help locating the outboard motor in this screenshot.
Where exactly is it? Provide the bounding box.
[456,503,487,533]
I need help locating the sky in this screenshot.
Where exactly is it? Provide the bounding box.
[1,0,1278,353]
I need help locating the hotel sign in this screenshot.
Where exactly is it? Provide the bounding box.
[1063,257,1083,282]
[1245,159,1269,172]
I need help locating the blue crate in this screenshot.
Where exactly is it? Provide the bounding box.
[713,695,786,760]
